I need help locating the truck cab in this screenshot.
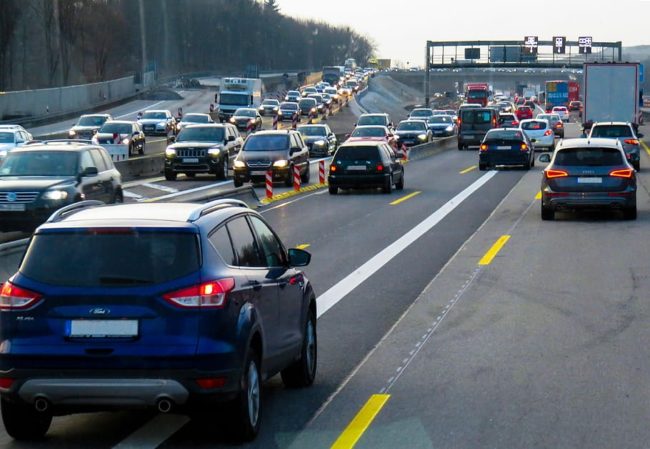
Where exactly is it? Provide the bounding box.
[217,78,263,122]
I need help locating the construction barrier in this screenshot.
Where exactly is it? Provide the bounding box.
[102,144,129,162]
[293,165,301,191]
[319,160,326,184]
[266,170,273,200]
[272,114,279,130]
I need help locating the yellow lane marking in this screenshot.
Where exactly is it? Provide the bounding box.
[390,191,422,206]
[330,394,390,449]
[296,244,310,250]
[641,141,650,157]
[260,183,328,205]
[535,191,542,200]
[478,235,511,266]
[459,165,477,174]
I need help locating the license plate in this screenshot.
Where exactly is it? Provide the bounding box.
[183,158,199,163]
[496,146,512,150]
[347,166,367,171]
[68,320,138,338]
[577,177,602,184]
[250,170,267,176]
[0,203,26,211]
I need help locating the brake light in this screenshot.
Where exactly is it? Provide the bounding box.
[545,169,568,179]
[520,143,528,151]
[330,165,337,172]
[624,139,639,145]
[0,378,14,389]
[610,168,634,178]
[512,121,519,126]
[457,117,461,125]
[480,144,488,151]
[163,278,235,309]
[196,377,227,389]
[377,164,384,172]
[556,122,563,128]
[544,130,553,136]
[0,282,42,310]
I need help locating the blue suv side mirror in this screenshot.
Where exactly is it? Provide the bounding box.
[288,248,311,267]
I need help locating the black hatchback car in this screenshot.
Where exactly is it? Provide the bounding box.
[233,131,310,187]
[0,199,316,442]
[328,142,404,194]
[0,142,123,231]
[539,138,636,220]
[479,128,534,171]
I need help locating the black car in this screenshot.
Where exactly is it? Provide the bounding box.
[539,138,636,220]
[92,120,146,156]
[229,108,263,132]
[297,124,337,157]
[298,98,319,117]
[233,130,310,187]
[68,114,112,140]
[458,108,499,150]
[0,142,123,231]
[478,128,534,171]
[278,102,300,122]
[394,120,431,146]
[164,124,243,180]
[307,94,326,114]
[328,142,405,194]
[258,99,280,116]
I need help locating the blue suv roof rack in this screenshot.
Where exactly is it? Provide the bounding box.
[187,199,249,222]
[46,200,105,223]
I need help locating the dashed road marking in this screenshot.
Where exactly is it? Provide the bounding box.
[296,244,311,250]
[389,191,422,206]
[142,183,179,194]
[122,190,144,199]
[478,235,511,266]
[459,165,477,174]
[535,191,542,200]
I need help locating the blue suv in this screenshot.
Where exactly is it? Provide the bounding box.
[0,199,316,442]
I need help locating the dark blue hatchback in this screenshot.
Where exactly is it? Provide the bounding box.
[0,199,316,442]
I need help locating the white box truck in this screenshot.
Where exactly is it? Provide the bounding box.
[217,78,262,122]
[583,62,641,129]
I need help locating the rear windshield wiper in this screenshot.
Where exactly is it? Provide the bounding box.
[99,277,151,285]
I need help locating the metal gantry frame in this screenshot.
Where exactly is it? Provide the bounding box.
[423,40,623,107]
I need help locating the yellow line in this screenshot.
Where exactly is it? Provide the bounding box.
[478,235,511,266]
[390,191,422,206]
[260,182,328,204]
[535,191,542,200]
[641,141,650,157]
[296,244,310,250]
[330,394,390,449]
[459,165,477,174]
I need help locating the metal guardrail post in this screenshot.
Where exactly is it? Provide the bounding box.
[424,42,431,108]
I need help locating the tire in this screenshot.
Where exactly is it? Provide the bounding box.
[128,143,134,156]
[479,163,488,171]
[216,158,228,180]
[541,205,554,221]
[531,156,535,168]
[623,206,637,220]
[1,397,52,440]
[284,168,294,187]
[113,189,124,204]
[233,178,243,188]
[382,175,393,194]
[301,164,310,183]
[281,308,317,388]
[395,172,404,190]
[328,185,338,195]
[164,170,177,181]
[229,349,261,442]
[458,142,464,151]
[138,141,145,155]
[633,161,640,172]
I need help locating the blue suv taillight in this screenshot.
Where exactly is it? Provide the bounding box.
[162,278,235,308]
[0,281,42,311]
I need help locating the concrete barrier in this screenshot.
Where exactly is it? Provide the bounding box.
[0,238,29,284]
[408,136,456,161]
[115,153,165,181]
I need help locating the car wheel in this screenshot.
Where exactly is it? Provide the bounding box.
[541,205,554,221]
[233,178,243,188]
[395,172,404,190]
[479,163,488,171]
[230,349,261,442]
[113,189,124,204]
[284,168,294,187]
[531,156,535,168]
[128,143,134,156]
[1,397,52,440]
[138,141,145,155]
[382,175,393,194]
[457,142,464,151]
[164,170,177,181]
[216,158,228,180]
[328,185,338,195]
[281,308,317,388]
[301,164,310,183]
[623,206,637,220]
[633,161,640,172]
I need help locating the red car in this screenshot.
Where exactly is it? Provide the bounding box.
[516,106,533,121]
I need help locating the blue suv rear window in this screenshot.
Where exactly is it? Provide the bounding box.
[20,230,200,287]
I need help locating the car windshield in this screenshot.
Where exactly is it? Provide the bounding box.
[235,109,256,117]
[398,122,426,131]
[262,100,278,106]
[590,125,634,138]
[220,93,249,106]
[20,231,200,287]
[141,112,166,120]
[521,121,547,130]
[0,132,14,143]
[0,151,77,176]
[99,123,132,134]
[554,148,624,166]
[351,127,386,137]
[500,114,516,121]
[243,135,289,151]
[176,127,224,142]
[181,115,210,124]
[410,110,432,117]
[299,99,317,108]
[281,103,298,110]
[358,116,387,126]
[467,90,487,99]
[78,116,107,126]
[335,146,379,161]
[429,116,452,124]
[485,130,524,144]
[298,126,327,136]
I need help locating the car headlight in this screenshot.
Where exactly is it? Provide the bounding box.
[68,129,76,136]
[273,160,289,168]
[234,160,246,168]
[278,110,284,115]
[229,118,236,123]
[418,134,427,140]
[177,124,183,130]
[445,125,453,131]
[43,190,68,201]
[157,121,167,127]
[313,140,326,146]
[273,107,278,111]
[208,147,221,156]
[311,108,317,113]
[165,148,176,157]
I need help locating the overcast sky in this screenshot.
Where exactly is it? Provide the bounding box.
[276,0,650,65]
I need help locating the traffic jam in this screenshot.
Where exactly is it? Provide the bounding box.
[0,28,649,449]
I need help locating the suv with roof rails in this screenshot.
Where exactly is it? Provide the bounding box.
[0,199,316,442]
[0,141,122,232]
[587,122,643,171]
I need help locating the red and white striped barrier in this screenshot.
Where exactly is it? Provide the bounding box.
[246,120,254,133]
[293,165,301,191]
[266,170,273,200]
[272,114,279,130]
[292,112,299,129]
[319,160,326,184]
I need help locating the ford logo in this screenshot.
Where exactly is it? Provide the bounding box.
[6,192,17,202]
[89,308,110,315]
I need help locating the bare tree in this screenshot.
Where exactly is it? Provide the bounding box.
[0,0,22,89]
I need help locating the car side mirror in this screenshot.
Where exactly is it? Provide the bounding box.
[168,135,176,143]
[637,132,644,138]
[288,248,311,267]
[81,166,98,177]
[538,154,551,163]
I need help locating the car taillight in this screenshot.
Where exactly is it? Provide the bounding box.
[479,144,488,151]
[163,278,235,309]
[512,121,519,126]
[624,139,639,145]
[556,122,563,128]
[0,378,14,389]
[377,164,384,172]
[544,130,553,136]
[0,282,42,310]
[610,168,634,178]
[330,165,337,172]
[457,118,461,125]
[545,169,568,179]
[520,143,528,151]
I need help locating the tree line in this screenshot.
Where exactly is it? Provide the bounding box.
[0,0,375,91]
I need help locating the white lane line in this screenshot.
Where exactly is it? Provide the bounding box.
[123,176,166,188]
[114,100,167,119]
[122,190,144,199]
[111,414,190,449]
[316,171,498,318]
[142,183,179,194]
[139,180,232,201]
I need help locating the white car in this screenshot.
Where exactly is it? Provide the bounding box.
[519,119,555,151]
[551,106,570,123]
[0,125,33,160]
